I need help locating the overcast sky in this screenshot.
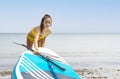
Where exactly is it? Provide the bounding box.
[0,0,120,33]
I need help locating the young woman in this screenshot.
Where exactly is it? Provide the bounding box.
[26,14,52,54]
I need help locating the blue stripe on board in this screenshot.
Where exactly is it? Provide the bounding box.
[20,64,26,72]
[11,57,21,79]
[11,63,17,79]
[21,56,53,79]
[24,53,50,70]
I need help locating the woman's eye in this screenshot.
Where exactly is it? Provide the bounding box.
[46,22,50,24]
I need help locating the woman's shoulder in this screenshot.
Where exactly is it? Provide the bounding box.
[45,28,52,36]
[48,28,52,34]
[33,25,40,32]
[28,25,40,34]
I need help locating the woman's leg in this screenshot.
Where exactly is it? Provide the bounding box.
[38,40,42,47]
[26,37,33,49]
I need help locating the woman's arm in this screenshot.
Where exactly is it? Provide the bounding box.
[33,32,40,50]
[41,37,46,47]
[41,29,51,47]
[45,29,52,37]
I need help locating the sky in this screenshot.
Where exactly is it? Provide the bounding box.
[0,0,120,33]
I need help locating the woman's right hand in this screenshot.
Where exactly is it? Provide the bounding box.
[34,49,39,55]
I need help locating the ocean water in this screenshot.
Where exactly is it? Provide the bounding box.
[0,33,120,71]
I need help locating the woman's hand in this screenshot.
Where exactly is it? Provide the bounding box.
[34,49,39,55]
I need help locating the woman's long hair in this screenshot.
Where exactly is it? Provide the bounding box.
[40,14,52,33]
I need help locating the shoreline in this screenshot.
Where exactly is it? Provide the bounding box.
[1,67,120,79]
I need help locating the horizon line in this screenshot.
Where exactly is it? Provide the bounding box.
[1,32,120,34]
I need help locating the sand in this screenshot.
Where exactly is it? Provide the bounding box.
[1,67,120,79]
[0,70,11,79]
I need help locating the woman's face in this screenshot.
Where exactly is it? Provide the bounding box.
[43,18,52,28]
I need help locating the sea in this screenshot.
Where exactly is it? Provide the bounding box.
[0,33,120,71]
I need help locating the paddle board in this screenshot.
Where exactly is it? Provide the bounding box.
[11,47,80,79]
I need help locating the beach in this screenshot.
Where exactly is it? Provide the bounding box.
[1,56,120,78]
[1,33,120,79]
[1,67,120,79]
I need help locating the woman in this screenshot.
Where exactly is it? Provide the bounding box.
[26,14,52,54]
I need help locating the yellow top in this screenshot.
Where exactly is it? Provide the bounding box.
[27,29,45,42]
[31,29,45,40]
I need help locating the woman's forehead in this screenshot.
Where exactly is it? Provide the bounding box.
[44,18,51,22]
